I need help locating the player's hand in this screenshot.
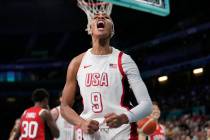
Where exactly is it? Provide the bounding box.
[149,105,160,120]
[80,119,99,134]
[104,113,129,128]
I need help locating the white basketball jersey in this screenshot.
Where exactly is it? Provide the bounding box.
[77,47,128,124]
[55,106,74,140]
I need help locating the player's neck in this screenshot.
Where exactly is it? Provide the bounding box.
[34,103,44,108]
[91,46,112,55]
[91,38,111,55]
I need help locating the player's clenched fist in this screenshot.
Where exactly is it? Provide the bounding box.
[80,119,99,134]
[104,113,129,128]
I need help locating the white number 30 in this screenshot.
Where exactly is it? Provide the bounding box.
[22,121,38,138]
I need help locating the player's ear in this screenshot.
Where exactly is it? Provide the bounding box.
[89,24,93,34]
[87,22,93,35]
[111,22,115,37]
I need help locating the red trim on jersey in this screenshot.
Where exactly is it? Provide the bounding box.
[118,51,125,77]
[118,51,128,110]
[118,51,138,140]
[120,76,128,110]
[129,123,138,140]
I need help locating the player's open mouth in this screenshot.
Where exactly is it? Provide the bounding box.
[97,20,105,30]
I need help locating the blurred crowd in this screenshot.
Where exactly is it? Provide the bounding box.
[147,77,210,139]
[163,114,210,140]
[155,83,210,116]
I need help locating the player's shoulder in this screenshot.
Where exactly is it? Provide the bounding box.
[73,52,86,62]
[112,47,130,58]
[23,106,35,113]
[50,106,60,120]
[51,106,59,114]
[39,109,49,117]
[51,106,60,111]
[68,52,85,68]
[121,52,133,63]
[21,107,33,117]
[39,109,53,120]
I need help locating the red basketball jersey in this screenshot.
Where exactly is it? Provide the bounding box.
[19,106,51,140]
[148,124,165,140]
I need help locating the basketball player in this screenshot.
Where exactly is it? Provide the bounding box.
[60,2,152,140]
[51,91,75,140]
[12,88,59,140]
[138,102,166,140]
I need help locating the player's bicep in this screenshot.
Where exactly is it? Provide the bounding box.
[44,111,56,126]
[124,55,143,84]
[62,82,76,107]
[122,54,150,101]
[62,59,78,107]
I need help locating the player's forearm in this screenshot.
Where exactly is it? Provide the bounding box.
[60,103,85,126]
[42,110,60,138]
[127,77,152,122]
[125,100,152,123]
[121,53,152,122]
[50,125,59,138]
[9,123,20,140]
[9,131,20,140]
[47,115,59,138]
[125,74,152,122]
[138,134,146,140]
[128,80,152,122]
[8,132,15,140]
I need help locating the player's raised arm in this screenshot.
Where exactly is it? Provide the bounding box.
[40,109,60,138]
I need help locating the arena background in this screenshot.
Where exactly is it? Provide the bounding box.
[1,0,210,139]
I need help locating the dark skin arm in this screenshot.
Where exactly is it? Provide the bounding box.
[60,53,99,134]
[9,119,20,140]
[40,110,60,138]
